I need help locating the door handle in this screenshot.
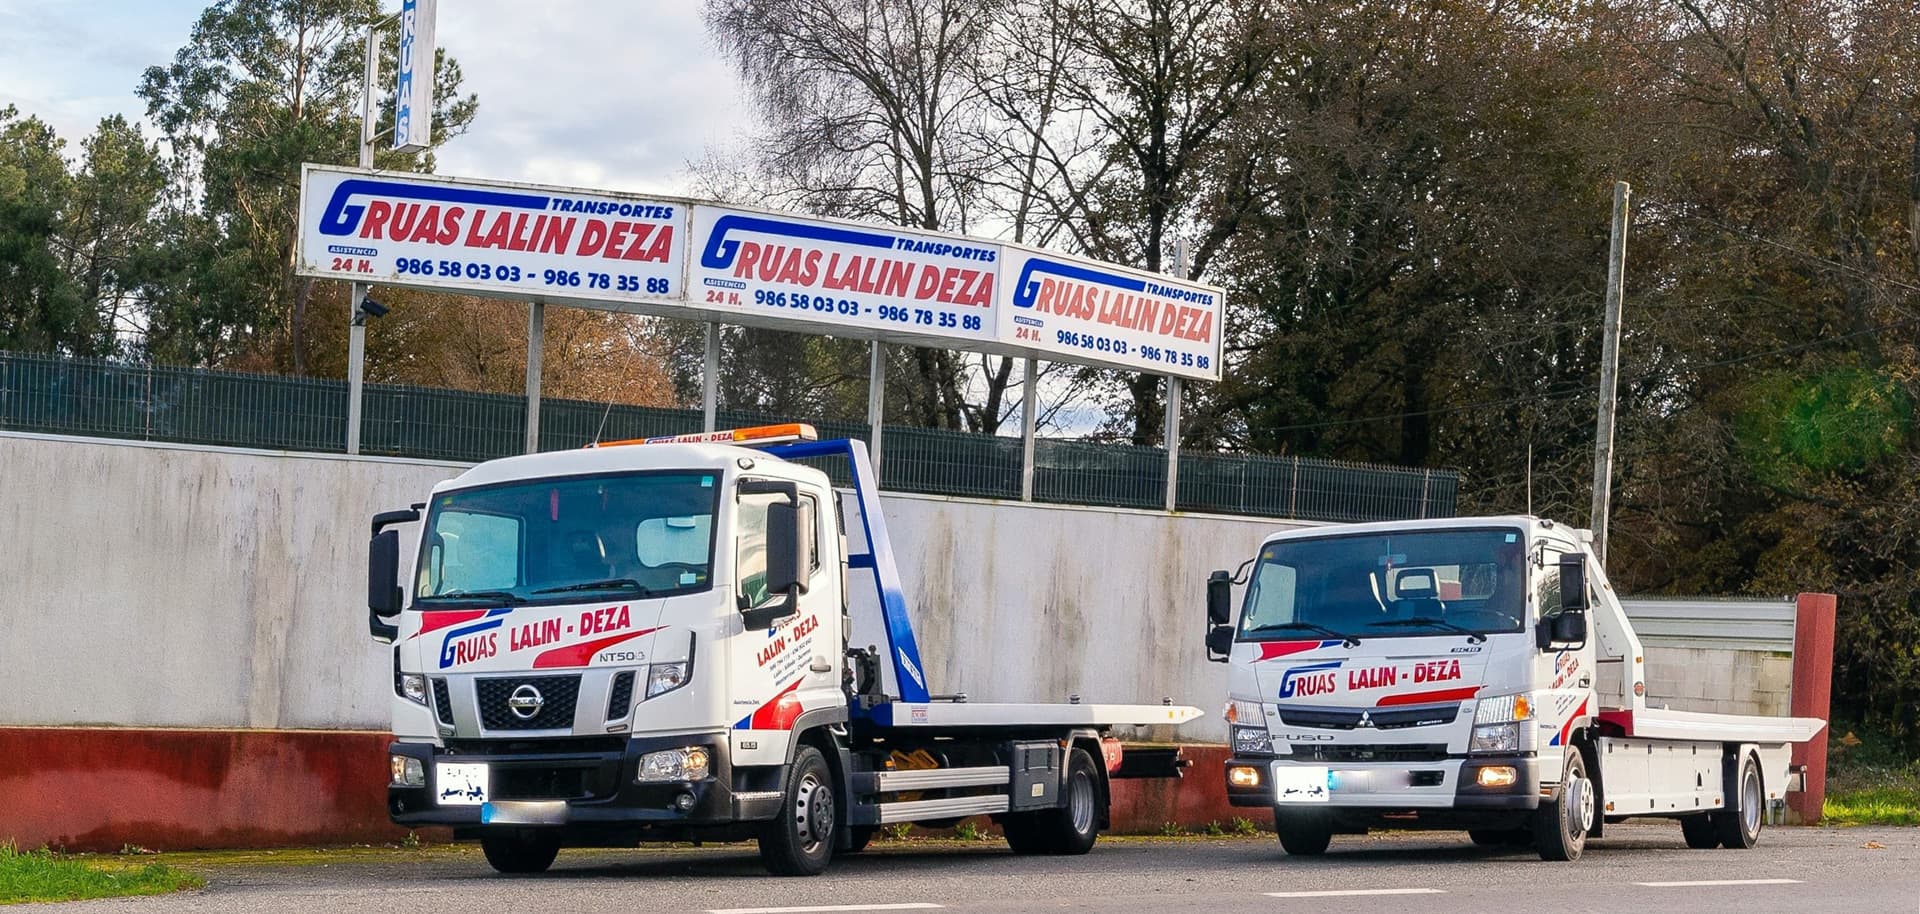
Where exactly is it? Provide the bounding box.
[810,656,833,673]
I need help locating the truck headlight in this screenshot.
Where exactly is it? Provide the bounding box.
[397,673,428,706]
[646,661,690,699]
[1470,722,1521,753]
[1232,726,1274,755]
[638,746,711,782]
[1224,698,1266,727]
[389,754,425,787]
[1472,693,1532,726]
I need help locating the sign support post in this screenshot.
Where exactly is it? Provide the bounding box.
[525,301,544,453]
[867,341,886,479]
[1020,356,1038,502]
[345,27,379,455]
[702,323,719,432]
[1163,240,1190,512]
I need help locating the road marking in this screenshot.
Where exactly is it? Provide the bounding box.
[1633,879,1803,887]
[708,905,945,914]
[1265,888,1445,898]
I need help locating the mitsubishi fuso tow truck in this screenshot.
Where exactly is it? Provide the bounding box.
[365,424,1201,876]
[1203,516,1825,861]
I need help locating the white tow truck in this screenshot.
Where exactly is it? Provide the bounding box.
[367,424,1200,875]
[1204,516,1824,861]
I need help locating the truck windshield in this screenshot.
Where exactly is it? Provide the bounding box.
[1238,528,1527,640]
[413,471,719,606]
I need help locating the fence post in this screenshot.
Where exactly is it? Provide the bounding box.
[1289,457,1300,518]
[1420,469,1432,519]
[1788,592,1837,823]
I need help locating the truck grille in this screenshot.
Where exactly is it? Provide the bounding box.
[431,678,454,725]
[1278,704,1459,731]
[1290,744,1450,763]
[492,765,597,800]
[607,670,635,720]
[476,675,580,731]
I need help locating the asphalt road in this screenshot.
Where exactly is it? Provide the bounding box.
[31,823,1919,913]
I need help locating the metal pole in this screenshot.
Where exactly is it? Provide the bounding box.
[345,27,379,455]
[1020,356,1038,501]
[525,301,544,454]
[867,341,886,478]
[1590,181,1631,565]
[701,322,719,432]
[1163,238,1190,513]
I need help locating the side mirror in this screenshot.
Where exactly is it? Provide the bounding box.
[1558,553,1589,613]
[1207,570,1233,625]
[368,528,404,641]
[1205,624,1234,663]
[743,496,810,630]
[1551,611,1588,645]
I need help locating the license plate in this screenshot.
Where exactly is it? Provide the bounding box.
[1272,764,1331,803]
[436,763,489,805]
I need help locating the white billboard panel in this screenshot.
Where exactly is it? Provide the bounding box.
[295,166,1223,381]
[688,204,999,351]
[297,166,686,303]
[998,246,1222,380]
[393,0,437,152]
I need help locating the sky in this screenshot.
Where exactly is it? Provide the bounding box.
[0,0,756,195]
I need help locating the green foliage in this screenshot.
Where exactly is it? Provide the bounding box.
[1157,821,1183,837]
[0,843,201,904]
[952,821,986,841]
[1229,817,1259,837]
[1736,369,1912,487]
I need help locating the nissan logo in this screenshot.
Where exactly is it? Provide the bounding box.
[507,684,545,719]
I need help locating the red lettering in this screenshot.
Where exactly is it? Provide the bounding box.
[605,221,631,258]
[578,219,608,257]
[538,215,575,254]
[478,211,512,249]
[407,205,446,244]
[361,200,392,240]
[507,212,533,252]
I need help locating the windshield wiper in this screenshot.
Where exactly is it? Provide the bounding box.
[1245,621,1361,647]
[532,578,659,596]
[1367,616,1488,644]
[418,590,525,605]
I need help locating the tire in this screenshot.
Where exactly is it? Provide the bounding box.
[1680,813,1719,849]
[481,831,561,874]
[844,826,876,854]
[1274,808,1334,856]
[1001,748,1102,856]
[1534,748,1594,862]
[1712,753,1764,850]
[760,746,838,876]
[1469,828,1531,848]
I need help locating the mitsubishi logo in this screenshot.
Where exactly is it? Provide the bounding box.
[1357,710,1375,728]
[507,684,545,719]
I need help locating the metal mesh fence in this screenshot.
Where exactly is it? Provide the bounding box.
[0,349,1456,521]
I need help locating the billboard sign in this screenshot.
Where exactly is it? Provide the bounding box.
[687,204,999,352]
[295,166,1223,380]
[392,0,437,152]
[297,166,687,304]
[999,246,1220,379]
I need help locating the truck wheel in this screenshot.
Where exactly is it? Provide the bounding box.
[1712,753,1764,850]
[1001,748,1101,855]
[481,831,561,874]
[1534,749,1593,861]
[1679,813,1719,849]
[1274,809,1334,856]
[760,746,837,876]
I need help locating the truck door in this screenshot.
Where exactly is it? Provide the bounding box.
[1533,540,1597,769]
[728,484,842,764]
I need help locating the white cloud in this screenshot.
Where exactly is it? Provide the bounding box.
[0,0,756,190]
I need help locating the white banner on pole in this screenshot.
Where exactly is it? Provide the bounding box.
[295,166,1224,381]
[297,166,687,303]
[392,0,437,152]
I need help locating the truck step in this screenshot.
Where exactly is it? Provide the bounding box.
[867,766,1010,793]
[875,794,1011,824]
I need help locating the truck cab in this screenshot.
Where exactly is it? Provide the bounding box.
[1206,516,1822,861]
[370,425,1199,875]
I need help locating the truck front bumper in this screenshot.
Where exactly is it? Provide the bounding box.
[1225,754,1540,811]
[387,734,787,836]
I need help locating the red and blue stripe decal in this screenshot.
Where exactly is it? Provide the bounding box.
[1550,698,1590,746]
[733,679,805,730]
[1256,639,1345,661]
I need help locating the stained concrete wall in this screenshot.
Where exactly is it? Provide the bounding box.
[0,432,1289,741]
[1598,647,1795,718]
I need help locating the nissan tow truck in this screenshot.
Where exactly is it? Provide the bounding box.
[366,424,1201,875]
[1203,516,1824,861]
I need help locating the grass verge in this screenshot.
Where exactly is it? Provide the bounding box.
[1822,726,1920,827]
[0,844,202,905]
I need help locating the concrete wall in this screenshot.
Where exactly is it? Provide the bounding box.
[0,432,1290,741]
